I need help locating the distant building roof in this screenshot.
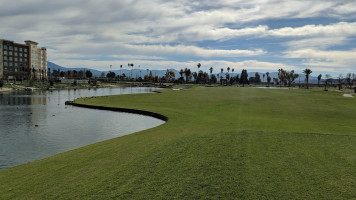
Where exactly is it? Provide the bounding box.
[25,40,38,45]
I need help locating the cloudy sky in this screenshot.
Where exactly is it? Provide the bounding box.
[2,0,356,76]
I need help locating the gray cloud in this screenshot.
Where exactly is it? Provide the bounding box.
[1,0,355,74]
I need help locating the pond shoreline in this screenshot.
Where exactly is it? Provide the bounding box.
[68,101,168,122]
[0,82,173,93]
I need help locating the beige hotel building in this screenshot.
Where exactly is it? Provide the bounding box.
[0,39,47,81]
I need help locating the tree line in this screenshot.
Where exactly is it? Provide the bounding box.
[44,64,356,90]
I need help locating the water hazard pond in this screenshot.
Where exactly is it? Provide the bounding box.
[0,87,165,170]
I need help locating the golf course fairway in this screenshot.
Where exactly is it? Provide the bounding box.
[1,86,355,199]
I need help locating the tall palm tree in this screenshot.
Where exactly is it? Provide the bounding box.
[192,72,198,83]
[227,67,230,84]
[197,63,201,72]
[266,72,270,87]
[303,68,312,89]
[128,63,134,80]
[120,65,122,79]
[317,74,322,87]
[209,67,213,83]
[184,68,191,83]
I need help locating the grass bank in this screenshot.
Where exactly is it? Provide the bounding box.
[1,86,355,199]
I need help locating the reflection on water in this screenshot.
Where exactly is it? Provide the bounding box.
[0,87,164,170]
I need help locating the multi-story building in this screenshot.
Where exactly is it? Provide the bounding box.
[0,39,47,81]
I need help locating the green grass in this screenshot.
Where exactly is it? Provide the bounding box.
[1,86,355,199]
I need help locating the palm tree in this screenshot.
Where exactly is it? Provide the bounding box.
[266,72,270,87]
[278,68,287,87]
[303,68,312,89]
[226,67,230,84]
[197,63,201,72]
[231,68,235,83]
[192,72,198,83]
[119,65,122,79]
[209,67,213,77]
[128,63,134,80]
[184,68,191,83]
[317,74,322,87]
[180,69,184,78]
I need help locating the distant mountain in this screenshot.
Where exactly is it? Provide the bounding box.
[47,61,181,78]
[47,61,67,72]
[47,61,320,83]
[47,61,103,77]
[110,69,181,79]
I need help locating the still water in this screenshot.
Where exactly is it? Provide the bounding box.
[0,87,164,170]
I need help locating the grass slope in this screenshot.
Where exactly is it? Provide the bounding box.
[1,86,355,199]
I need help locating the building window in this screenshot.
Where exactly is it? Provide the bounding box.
[9,46,13,50]
[4,62,7,66]
[9,57,13,61]
[14,57,18,62]
[24,49,27,52]
[24,54,27,57]
[14,52,18,56]
[9,51,12,56]
[9,68,13,71]
[19,48,23,51]
[9,62,13,66]
[4,56,7,60]
[14,47,18,51]
[15,63,18,67]
[20,58,23,62]
[4,45,7,49]
[24,58,28,62]
[4,67,7,71]
[4,51,7,55]
[15,68,18,72]
[20,53,23,56]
